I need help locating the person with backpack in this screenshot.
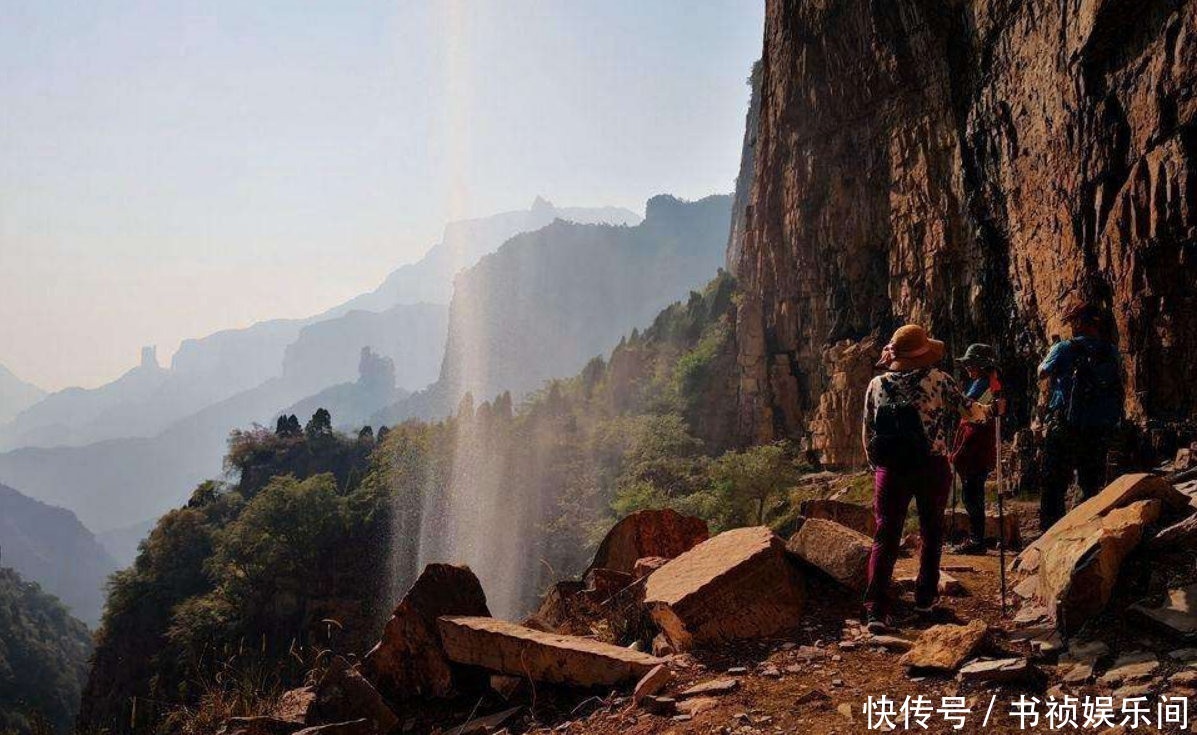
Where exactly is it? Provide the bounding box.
[1037,302,1124,530]
[861,325,989,632]
[949,344,1006,554]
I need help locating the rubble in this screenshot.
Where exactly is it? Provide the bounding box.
[1097,652,1158,686]
[436,616,664,687]
[586,508,709,576]
[273,686,316,724]
[632,556,669,578]
[219,717,302,735]
[676,678,740,698]
[632,664,671,704]
[1130,584,1197,640]
[1034,499,1162,633]
[452,706,522,735]
[292,722,374,735]
[642,526,804,650]
[957,658,1037,684]
[785,517,871,590]
[900,621,989,673]
[362,563,491,700]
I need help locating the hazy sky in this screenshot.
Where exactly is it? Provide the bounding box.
[1,1,764,391]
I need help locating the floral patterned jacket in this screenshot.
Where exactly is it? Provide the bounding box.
[862,367,985,458]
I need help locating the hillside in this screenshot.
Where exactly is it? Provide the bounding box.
[0,483,117,627]
[377,193,732,424]
[0,567,92,735]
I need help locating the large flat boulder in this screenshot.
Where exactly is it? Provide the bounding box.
[1131,584,1197,640]
[901,621,989,672]
[1036,499,1161,634]
[1016,474,1184,573]
[798,499,875,536]
[587,509,709,575]
[437,616,665,687]
[362,563,491,700]
[642,526,805,650]
[786,517,871,590]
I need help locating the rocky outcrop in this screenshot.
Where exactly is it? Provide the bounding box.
[735,0,1197,464]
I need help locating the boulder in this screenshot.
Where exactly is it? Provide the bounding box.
[643,526,805,650]
[1016,474,1185,573]
[273,687,316,725]
[362,563,491,701]
[437,616,665,687]
[1097,652,1158,686]
[313,657,397,734]
[943,509,1021,548]
[219,717,301,735]
[587,509,709,575]
[797,499,875,536]
[1130,584,1197,640]
[900,621,989,672]
[1035,500,1161,634]
[785,518,871,590]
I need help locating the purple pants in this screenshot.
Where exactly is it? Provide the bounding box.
[863,456,952,617]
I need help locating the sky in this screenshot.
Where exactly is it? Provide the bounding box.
[0,0,765,391]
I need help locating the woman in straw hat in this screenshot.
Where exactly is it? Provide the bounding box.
[861,324,988,632]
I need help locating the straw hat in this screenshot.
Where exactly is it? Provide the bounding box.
[877,324,945,371]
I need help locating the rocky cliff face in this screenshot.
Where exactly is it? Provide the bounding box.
[735,0,1197,466]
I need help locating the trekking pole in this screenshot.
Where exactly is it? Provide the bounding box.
[950,470,959,545]
[995,414,1008,617]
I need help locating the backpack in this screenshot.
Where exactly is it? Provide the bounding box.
[867,380,931,469]
[1065,340,1123,430]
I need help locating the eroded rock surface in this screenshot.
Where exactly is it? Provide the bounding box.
[735,0,1197,465]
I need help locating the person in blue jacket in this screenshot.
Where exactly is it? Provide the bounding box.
[1037,302,1124,530]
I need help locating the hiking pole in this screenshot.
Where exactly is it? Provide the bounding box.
[950,469,959,545]
[995,414,1008,617]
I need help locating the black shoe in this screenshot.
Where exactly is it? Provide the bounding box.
[866,612,888,634]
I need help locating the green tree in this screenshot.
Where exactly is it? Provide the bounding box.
[710,443,797,526]
[304,408,332,440]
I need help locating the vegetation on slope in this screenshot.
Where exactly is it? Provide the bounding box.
[0,568,92,735]
[81,271,812,733]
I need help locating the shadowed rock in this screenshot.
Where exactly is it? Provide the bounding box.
[362,563,491,701]
[587,509,709,576]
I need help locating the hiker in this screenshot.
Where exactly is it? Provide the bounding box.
[1037,302,1124,530]
[861,325,989,632]
[949,344,1006,554]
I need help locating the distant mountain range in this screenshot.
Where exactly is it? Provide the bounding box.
[378,193,733,423]
[0,199,641,532]
[0,482,117,627]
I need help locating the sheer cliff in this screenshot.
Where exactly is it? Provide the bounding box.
[734,0,1197,466]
